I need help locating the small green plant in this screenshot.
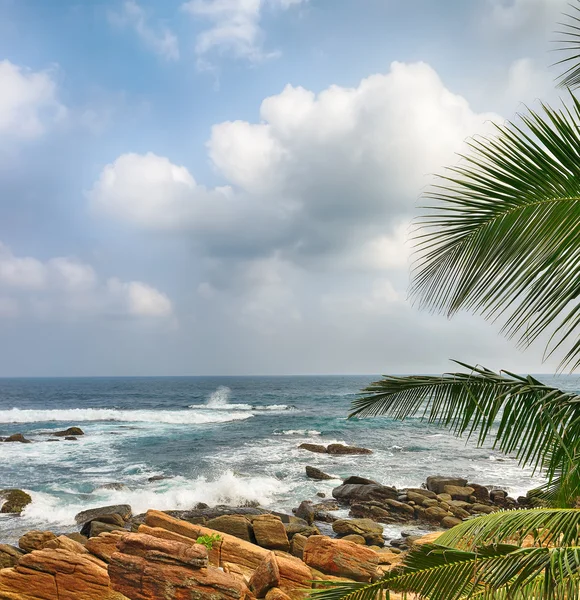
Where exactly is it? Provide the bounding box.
[196,533,222,550]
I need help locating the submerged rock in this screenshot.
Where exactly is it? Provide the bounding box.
[0,489,32,514]
[305,466,334,480]
[52,427,84,437]
[327,444,372,455]
[298,443,327,454]
[4,433,31,443]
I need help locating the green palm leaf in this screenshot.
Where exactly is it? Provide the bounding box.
[411,98,580,370]
[351,363,580,500]
[555,0,580,90]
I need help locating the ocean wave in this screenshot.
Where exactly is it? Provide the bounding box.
[188,403,294,412]
[0,408,253,425]
[274,429,321,436]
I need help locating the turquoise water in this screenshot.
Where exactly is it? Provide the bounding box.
[1,374,577,543]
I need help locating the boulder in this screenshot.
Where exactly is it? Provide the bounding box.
[0,545,24,568]
[332,519,384,546]
[290,534,307,560]
[0,547,121,600]
[252,515,290,551]
[81,519,126,539]
[266,588,292,600]
[52,427,84,437]
[332,484,398,504]
[44,535,88,555]
[405,488,437,500]
[341,535,366,545]
[305,466,334,480]
[206,515,254,542]
[1,489,32,514]
[65,532,88,545]
[109,533,248,600]
[468,483,490,503]
[249,552,280,598]
[490,489,507,503]
[64,436,78,441]
[442,516,462,529]
[75,504,132,525]
[342,476,379,486]
[303,535,379,582]
[383,499,415,517]
[4,433,31,443]
[96,483,130,492]
[470,503,498,514]
[298,443,327,454]
[284,522,320,539]
[443,485,475,501]
[295,501,315,525]
[424,506,450,523]
[86,531,125,562]
[426,476,467,495]
[19,531,57,553]
[316,492,326,498]
[327,444,372,455]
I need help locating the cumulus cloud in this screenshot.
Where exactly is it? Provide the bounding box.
[0,60,65,140]
[91,61,500,271]
[182,0,306,64]
[0,242,172,320]
[109,0,179,61]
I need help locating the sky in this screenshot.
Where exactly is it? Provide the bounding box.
[0,0,572,376]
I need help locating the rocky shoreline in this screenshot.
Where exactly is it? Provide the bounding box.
[0,438,538,599]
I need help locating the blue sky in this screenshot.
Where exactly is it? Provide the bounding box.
[0,0,571,376]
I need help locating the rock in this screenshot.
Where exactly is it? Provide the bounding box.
[448,505,470,519]
[19,531,57,553]
[206,515,254,542]
[1,489,32,514]
[305,466,334,480]
[44,535,88,555]
[327,444,372,455]
[342,476,379,485]
[65,532,88,545]
[266,588,292,600]
[422,498,439,508]
[405,488,437,499]
[426,476,468,495]
[341,534,366,545]
[312,499,340,512]
[442,516,462,528]
[109,533,248,600]
[82,520,126,539]
[86,531,125,562]
[424,506,450,523]
[0,547,121,600]
[290,534,307,560]
[383,499,415,517]
[437,493,452,502]
[52,427,84,437]
[443,485,475,500]
[490,489,507,503]
[95,483,129,491]
[332,519,384,546]
[470,503,498,514]
[252,515,290,551]
[468,483,490,503]
[298,443,327,453]
[349,503,398,524]
[249,552,280,598]
[410,532,444,547]
[314,511,337,523]
[65,436,78,441]
[332,484,398,503]
[4,433,31,443]
[75,504,132,525]
[295,501,315,525]
[148,475,170,482]
[303,535,379,582]
[316,492,326,498]
[285,523,320,539]
[0,545,24,568]
[169,505,268,524]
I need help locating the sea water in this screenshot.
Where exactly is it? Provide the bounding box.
[1,374,577,543]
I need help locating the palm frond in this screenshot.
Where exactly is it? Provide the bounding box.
[555,1,580,89]
[437,508,580,549]
[411,98,580,370]
[351,364,580,498]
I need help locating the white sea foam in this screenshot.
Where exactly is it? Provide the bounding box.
[0,408,253,425]
[20,471,288,529]
[275,429,321,436]
[187,386,292,412]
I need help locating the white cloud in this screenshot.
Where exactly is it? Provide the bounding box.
[487,0,566,31]
[92,62,500,270]
[0,242,172,320]
[0,60,65,140]
[109,0,179,61]
[107,278,173,317]
[182,0,306,64]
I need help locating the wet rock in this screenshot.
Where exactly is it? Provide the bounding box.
[19,531,58,553]
[305,466,334,480]
[332,518,384,546]
[342,476,379,486]
[312,499,340,512]
[314,511,337,523]
[327,444,372,455]
[490,489,507,503]
[0,544,24,568]
[0,489,32,514]
[249,551,280,598]
[4,433,31,443]
[316,492,326,498]
[443,485,475,500]
[252,515,290,551]
[303,535,379,582]
[332,484,398,504]
[169,505,268,524]
[75,504,132,525]
[206,515,254,543]
[298,443,328,453]
[148,475,171,482]
[468,483,490,503]
[64,436,78,441]
[95,482,129,491]
[52,427,84,437]
[295,501,315,525]
[426,476,467,495]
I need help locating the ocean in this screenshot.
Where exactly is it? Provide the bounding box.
[1,374,577,544]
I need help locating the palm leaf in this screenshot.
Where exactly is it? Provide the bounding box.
[411,98,580,370]
[555,0,580,90]
[351,363,580,500]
